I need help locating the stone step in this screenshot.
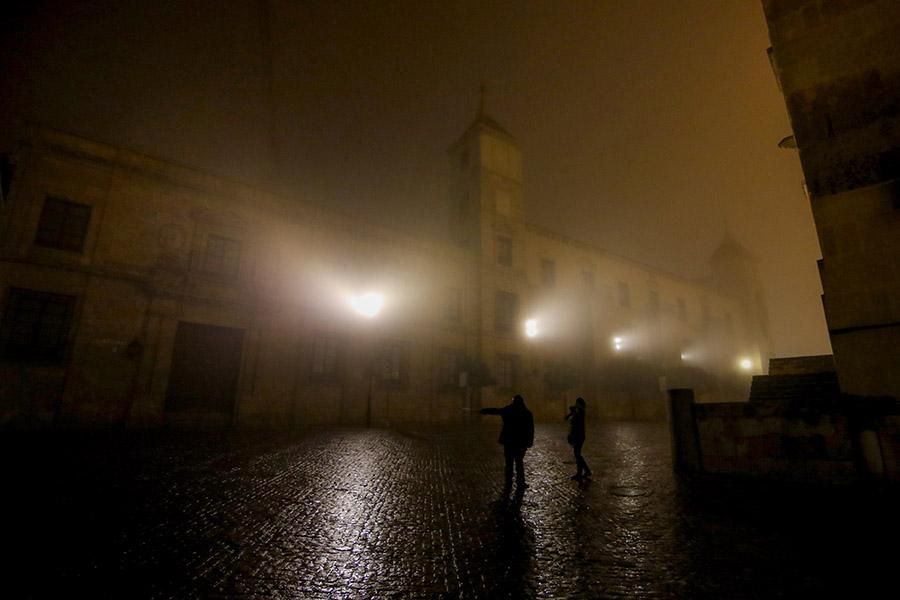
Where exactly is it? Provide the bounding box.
[749,372,840,402]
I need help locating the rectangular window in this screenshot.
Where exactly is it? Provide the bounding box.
[34,196,92,252]
[379,340,408,385]
[0,288,76,364]
[494,290,518,333]
[540,258,556,287]
[617,281,630,308]
[445,287,461,322]
[203,234,241,277]
[496,235,512,267]
[437,348,462,388]
[310,335,340,379]
[677,297,688,321]
[496,354,517,390]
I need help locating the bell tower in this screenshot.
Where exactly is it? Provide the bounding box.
[709,232,772,369]
[447,90,524,254]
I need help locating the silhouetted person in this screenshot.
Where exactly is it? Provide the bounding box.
[480,394,534,491]
[565,397,592,480]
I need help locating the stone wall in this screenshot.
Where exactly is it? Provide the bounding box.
[0,125,769,428]
[763,0,900,400]
[0,127,479,428]
[694,399,856,483]
[763,0,900,196]
[669,388,900,484]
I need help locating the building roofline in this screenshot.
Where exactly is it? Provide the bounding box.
[24,123,734,296]
[22,123,476,265]
[524,222,721,292]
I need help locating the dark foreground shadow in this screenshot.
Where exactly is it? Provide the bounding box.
[485,488,535,598]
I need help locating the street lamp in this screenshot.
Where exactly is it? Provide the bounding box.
[348,292,384,318]
[525,318,539,338]
[346,291,385,426]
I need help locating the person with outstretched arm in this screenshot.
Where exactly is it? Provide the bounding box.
[480,394,535,491]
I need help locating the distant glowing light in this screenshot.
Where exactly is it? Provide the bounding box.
[349,292,384,318]
[612,336,623,352]
[680,352,688,361]
[525,319,539,338]
[739,357,753,371]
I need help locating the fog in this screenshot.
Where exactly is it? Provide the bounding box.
[0,0,831,358]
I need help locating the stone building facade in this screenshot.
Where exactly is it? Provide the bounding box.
[0,118,768,427]
[762,0,900,400]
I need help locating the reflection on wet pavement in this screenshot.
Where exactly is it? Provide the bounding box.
[3,422,897,598]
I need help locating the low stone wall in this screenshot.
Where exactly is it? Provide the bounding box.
[694,400,857,483]
[669,389,900,484]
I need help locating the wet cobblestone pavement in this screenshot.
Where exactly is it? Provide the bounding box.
[3,422,897,599]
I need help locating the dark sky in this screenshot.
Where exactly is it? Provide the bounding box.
[0,0,831,357]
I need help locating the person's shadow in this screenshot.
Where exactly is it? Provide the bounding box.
[486,488,534,597]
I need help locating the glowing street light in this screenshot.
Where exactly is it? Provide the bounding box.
[344,290,385,428]
[525,318,539,338]
[612,336,623,352]
[739,357,753,371]
[349,292,384,318]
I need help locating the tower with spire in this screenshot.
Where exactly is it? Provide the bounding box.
[447,88,524,250]
[446,89,532,409]
[709,231,772,370]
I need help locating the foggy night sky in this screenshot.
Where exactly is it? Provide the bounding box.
[0,0,831,358]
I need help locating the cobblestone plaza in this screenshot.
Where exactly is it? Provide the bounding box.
[4,422,896,598]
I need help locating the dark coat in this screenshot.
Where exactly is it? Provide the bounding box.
[481,402,534,448]
[566,405,586,446]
